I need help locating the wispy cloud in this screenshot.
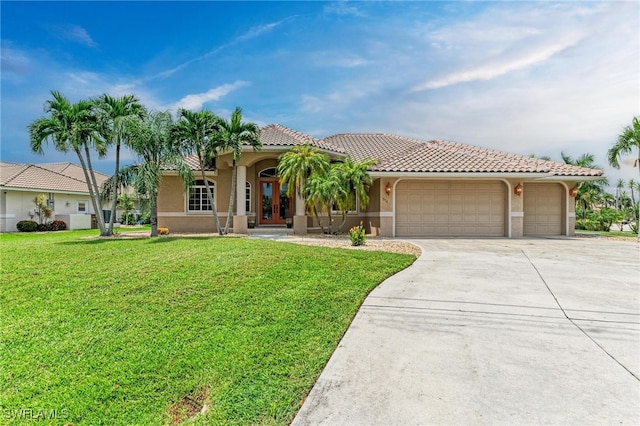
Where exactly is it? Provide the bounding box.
[173,81,251,111]
[324,1,365,17]
[54,24,97,47]
[236,21,283,42]
[148,19,286,81]
[0,45,31,76]
[412,33,584,91]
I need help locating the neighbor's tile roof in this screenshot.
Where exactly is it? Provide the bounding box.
[321,133,603,176]
[0,161,98,193]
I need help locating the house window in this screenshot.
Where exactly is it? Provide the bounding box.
[47,193,55,210]
[188,180,214,212]
[332,191,359,214]
[245,182,251,213]
[259,167,277,178]
[77,201,87,214]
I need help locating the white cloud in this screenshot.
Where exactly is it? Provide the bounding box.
[412,32,584,91]
[172,81,251,111]
[53,24,97,47]
[324,1,365,17]
[236,21,284,42]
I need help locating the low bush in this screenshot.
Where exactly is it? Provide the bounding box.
[16,220,38,232]
[158,227,169,235]
[349,222,366,246]
[49,220,67,231]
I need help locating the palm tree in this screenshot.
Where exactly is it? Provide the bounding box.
[562,152,608,220]
[616,178,625,209]
[303,165,346,234]
[94,94,145,235]
[332,157,377,232]
[171,109,224,234]
[214,107,261,234]
[277,144,329,199]
[28,90,109,235]
[608,116,640,172]
[117,111,193,237]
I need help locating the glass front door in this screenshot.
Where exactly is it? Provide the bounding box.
[260,180,291,225]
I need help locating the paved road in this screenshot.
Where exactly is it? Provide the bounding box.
[293,238,640,425]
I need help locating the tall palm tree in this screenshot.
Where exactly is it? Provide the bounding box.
[28,90,109,235]
[608,116,640,172]
[118,111,193,237]
[95,94,145,235]
[616,178,625,210]
[171,109,224,234]
[214,107,261,234]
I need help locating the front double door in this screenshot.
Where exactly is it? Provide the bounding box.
[260,180,292,225]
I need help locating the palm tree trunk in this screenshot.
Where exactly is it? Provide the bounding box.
[107,141,121,235]
[74,147,105,235]
[336,211,348,233]
[197,152,222,235]
[150,190,158,237]
[84,145,108,236]
[312,206,326,234]
[223,161,236,234]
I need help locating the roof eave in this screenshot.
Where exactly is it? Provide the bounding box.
[368,171,557,179]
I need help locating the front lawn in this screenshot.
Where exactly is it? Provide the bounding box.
[0,231,415,425]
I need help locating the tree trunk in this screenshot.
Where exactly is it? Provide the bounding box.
[223,160,236,235]
[107,141,121,236]
[336,211,348,233]
[150,190,158,237]
[84,144,108,235]
[74,147,105,235]
[198,152,222,235]
[312,206,326,234]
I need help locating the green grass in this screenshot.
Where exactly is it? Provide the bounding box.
[0,231,415,425]
[576,229,639,238]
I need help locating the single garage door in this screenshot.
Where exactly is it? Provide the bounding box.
[396,180,506,237]
[523,183,563,235]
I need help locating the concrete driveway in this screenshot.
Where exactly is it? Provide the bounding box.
[293,238,640,425]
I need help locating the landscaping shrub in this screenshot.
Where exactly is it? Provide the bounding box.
[36,223,48,232]
[158,227,169,235]
[349,222,366,246]
[49,220,67,231]
[16,220,38,232]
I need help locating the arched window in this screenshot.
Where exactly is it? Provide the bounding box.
[245,182,251,213]
[258,167,277,178]
[188,180,214,212]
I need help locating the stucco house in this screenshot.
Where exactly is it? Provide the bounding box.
[157,124,603,238]
[0,162,110,232]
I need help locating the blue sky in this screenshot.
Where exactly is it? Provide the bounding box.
[2,1,639,185]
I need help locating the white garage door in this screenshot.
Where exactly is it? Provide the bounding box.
[523,183,563,235]
[395,180,506,237]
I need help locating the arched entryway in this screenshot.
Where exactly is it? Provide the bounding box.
[258,168,292,225]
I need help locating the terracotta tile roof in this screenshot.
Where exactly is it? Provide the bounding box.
[321,133,603,177]
[38,162,109,184]
[260,124,346,154]
[0,161,96,193]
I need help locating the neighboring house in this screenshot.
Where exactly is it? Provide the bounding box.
[0,162,110,232]
[157,124,603,238]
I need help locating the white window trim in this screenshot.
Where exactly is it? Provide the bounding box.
[187,180,216,213]
[245,182,251,213]
[77,201,88,214]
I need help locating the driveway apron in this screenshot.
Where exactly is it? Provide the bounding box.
[292,238,640,425]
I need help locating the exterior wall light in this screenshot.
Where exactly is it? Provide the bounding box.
[385,182,392,195]
[569,186,579,197]
[514,183,523,196]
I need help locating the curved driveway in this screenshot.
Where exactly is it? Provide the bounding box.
[293,238,640,425]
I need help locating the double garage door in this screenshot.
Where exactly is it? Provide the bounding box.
[396,181,506,237]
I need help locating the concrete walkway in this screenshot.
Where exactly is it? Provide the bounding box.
[293,238,640,425]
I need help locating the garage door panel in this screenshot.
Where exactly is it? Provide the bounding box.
[524,183,562,235]
[396,180,505,237]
